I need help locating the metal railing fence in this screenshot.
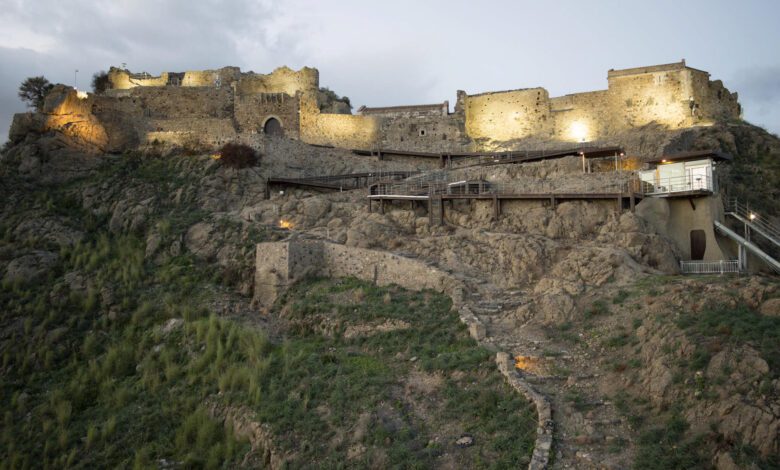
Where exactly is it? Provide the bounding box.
[641,174,714,195]
[724,198,780,245]
[370,172,641,198]
[679,259,740,275]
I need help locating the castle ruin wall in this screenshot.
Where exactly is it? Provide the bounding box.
[234,93,301,138]
[550,90,611,142]
[19,61,741,155]
[299,109,379,149]
[144,118,238,147]
[463,88,552,142]
[233,66,319,97]
[378,114,471,152]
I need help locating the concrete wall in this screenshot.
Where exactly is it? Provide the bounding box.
[636,195,729,261]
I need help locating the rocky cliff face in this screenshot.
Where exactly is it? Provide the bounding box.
[2,110,780,468]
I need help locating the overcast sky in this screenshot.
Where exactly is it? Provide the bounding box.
[1,0,779,141]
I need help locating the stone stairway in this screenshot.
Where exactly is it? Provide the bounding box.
[456,277,635,469]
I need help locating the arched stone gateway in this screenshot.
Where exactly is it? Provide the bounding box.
[263,117,283,137]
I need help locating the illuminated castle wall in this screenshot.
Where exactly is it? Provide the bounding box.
[15,60,740,153]
[457,61,741,146]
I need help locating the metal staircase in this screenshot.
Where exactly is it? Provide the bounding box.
[714,222,780,274]
[715,200,780,274]
[724,199,780,250]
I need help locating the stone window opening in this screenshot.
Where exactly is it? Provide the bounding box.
[419,129,426,136]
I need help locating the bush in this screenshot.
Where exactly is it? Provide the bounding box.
[218,143,258,169]
[91,71,110,94]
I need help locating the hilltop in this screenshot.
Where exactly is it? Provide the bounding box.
[1,61,780,469]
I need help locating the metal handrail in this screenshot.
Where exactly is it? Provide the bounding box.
[274,170,417,190]
[370,173,639,198]
[724,198,780,244]
[715,221,780,274]
[642,174,714,195]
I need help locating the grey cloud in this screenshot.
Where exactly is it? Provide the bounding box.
[2,0,780,141]
[730,66,780,136]
[0,0,304,142]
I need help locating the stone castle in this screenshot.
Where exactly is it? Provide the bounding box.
[12,60,741,154]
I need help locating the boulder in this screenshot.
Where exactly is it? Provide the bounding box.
[635,197,670,236]
[8,113,46,143]
[759,298,780,317]
[185,221,219,260]
[4,251,58,284]
[14,217,84,248]
[300,197,331,225]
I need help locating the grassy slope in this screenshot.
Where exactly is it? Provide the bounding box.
[267,277,537,468]
[0,154,537,469]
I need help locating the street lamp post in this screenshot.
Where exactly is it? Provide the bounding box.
[75,69,79,89]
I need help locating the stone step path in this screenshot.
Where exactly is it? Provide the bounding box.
[407,254,635,469]
[458,277,635,470]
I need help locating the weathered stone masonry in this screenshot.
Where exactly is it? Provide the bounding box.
[9,60,740,157]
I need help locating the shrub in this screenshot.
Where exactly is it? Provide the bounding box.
[584,299,609,319]
[218,143,258,169]
[634,414,707,469]
[91,71,110,94]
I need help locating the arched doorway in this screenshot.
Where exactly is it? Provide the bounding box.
[263,117,283,137]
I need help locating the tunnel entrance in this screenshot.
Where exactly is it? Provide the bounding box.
[263,117,283,137]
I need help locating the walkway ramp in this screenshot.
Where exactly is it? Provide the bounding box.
[714,221,780,274]
[268,171,417,192]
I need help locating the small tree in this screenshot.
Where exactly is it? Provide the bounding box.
[18,76,54,111]
[91,71,110,94]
